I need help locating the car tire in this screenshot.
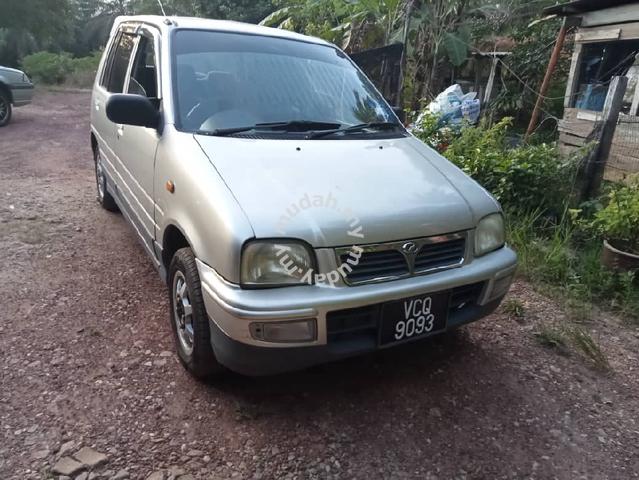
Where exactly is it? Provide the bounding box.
[169,247,225,380]
[93,148,119,212]
[0,90,12,127]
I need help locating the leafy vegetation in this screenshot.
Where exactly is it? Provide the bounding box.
[21,52,73,84]
[593,176,639,254]
[21,50,101,86]
[0,0,275,68]
[507,211,638,321]
[413,117,579,214]
[487,15,568,126]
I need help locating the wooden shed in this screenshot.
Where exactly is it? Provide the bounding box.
[546,0,639,182]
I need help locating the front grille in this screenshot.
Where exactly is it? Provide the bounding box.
[337,233,467,285]
[415,238,465,272]
[326,282,485,344]
[339,249,408,283]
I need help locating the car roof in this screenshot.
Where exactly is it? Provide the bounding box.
[113,15,333,47]
[0,65,24,75]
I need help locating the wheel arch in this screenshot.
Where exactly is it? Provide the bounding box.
[162,223,192,273]
[90,132,98,153]
[0,81,13,104]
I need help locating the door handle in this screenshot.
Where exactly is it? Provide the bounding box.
[116,124,124,138]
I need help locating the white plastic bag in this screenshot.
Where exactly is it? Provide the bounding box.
[427,84,480,125]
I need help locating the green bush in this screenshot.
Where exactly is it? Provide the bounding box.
[66,51,102,88]
[593,176,639,254]
[441,118,579,214]
[22,51,73,84]
[411,111,460,152]
[21,50,101,86]
[70,50,102,73]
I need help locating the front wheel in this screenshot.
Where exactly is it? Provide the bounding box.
[169,247,225,380]
[0,90,12,127]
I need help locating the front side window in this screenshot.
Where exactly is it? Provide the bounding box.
[106,32,136,93]
[128,34,158,98]
[171,29,399,136]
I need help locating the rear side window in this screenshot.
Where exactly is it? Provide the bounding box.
[105,32,136,93]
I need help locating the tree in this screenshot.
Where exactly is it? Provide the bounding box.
[0,0,72,66]
[129,0,275,22]
[261,0,408,51]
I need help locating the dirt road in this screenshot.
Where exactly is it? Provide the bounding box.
[1,91,638,480]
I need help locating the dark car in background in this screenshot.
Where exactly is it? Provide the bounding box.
[0,66,34,126]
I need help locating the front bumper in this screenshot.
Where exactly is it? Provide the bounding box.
[197,246,517,375]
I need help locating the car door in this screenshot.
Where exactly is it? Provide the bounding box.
[91,29,136,191]
[112,26,162,262]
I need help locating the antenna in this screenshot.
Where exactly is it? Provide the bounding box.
[156,0,167,16]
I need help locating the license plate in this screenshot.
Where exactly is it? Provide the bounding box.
[379,291,450,346]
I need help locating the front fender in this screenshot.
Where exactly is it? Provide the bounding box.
[154,126,255,283]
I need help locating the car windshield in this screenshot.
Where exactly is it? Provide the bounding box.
[171,29,398,135]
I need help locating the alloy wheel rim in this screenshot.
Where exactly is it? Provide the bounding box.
[172,271,194,355]
[95,152,105,201]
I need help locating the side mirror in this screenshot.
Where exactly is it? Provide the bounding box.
[393,106,406,124]
[106,94,159,129]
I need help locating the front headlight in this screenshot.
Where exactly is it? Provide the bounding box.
[474,213,505,256]
[240,240,315,287]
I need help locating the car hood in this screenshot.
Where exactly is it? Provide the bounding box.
[194,134,499,247]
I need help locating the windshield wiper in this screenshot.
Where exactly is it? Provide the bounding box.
[196,120,341,137]
[308,121,402,139]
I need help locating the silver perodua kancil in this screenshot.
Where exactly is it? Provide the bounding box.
[90,15,517,378]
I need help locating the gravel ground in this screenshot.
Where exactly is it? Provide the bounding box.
[1,90,638,480]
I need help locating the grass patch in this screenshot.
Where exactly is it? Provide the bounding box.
[534,324,568,354]
[506,211,639,324]
[508,210,633,371]
[567,327,610,371]
[502,298,525,319]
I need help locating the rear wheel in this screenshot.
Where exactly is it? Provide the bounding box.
[169,247,225,380]
[0,90,12,127]
[93,148,119,212]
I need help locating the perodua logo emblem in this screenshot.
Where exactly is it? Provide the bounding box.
[402,241,418,254]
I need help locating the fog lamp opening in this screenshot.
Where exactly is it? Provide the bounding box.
[249,319,317,343]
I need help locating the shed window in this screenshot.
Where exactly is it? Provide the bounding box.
[573,40,639,111]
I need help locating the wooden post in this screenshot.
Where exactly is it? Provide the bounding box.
[582,75,627,199]
[525,18,568,139]
[483,56,498,105]
[482,54,499,105]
